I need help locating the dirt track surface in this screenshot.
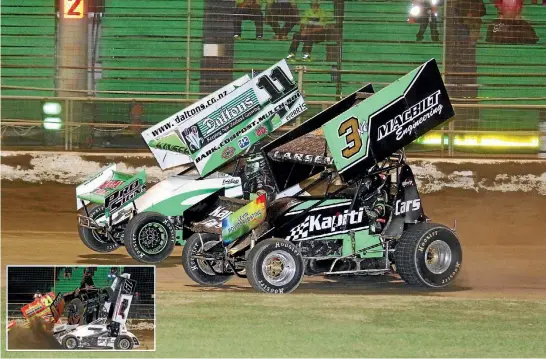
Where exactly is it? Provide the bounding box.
[2,180,546,299]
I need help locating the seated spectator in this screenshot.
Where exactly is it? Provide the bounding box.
[286,0,332,61]
[486,0,539,44]
[265,0,299,40]
[234,0,264,40]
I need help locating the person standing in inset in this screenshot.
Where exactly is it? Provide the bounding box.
[64,267,72,280]
[265,0,300,40]
[234,0,264,40]
[286,0,332,61]
[107,267,118,284]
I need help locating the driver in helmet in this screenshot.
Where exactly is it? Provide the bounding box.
[360,172,389,233]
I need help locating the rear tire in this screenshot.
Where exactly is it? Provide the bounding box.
[124,212,176,263]
[246,238,304,294]
[394,223,462,288]
[182,233,233,286]
[78,205,120,252]
[114,335,134,350]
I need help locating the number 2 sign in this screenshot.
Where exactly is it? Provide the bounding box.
[63,0,85,19]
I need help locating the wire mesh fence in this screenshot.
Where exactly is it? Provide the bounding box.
[6,266,155,320]
[1,0,545,155]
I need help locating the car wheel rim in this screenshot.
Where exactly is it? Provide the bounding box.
[66,338,77,349]
[137,223,168,255]
[262,250,296,286]
[90,210,110,244]
[425,240,452,274]
[193,241,223,275]
[120,339,130,350]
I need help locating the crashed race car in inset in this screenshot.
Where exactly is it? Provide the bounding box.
[181,59,463,293]
[76,59,307,264]
[8,274,141,350]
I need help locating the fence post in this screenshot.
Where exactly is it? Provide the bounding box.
[539,120,546,159]
[64,99,69,151]
[295,65,306,93]
[448,120,454,156]
[186,0,192,100]
[295,66,306,125]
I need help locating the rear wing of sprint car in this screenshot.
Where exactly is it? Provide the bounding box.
[264,58,454,188]
[158,59,308,177]
[142,75,252,170]
[262,84,376,192]
[322,59,454,181]
[16,292,65,326]
[102,273,137,327]
[76,163,146,218]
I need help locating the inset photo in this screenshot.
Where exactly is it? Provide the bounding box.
[6,265,155,351]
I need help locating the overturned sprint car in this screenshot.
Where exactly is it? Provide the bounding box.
[181,59,463,293]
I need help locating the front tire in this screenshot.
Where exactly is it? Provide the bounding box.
[182,233,233,286]
[62,335,79,350]
[114,335,134,350]
[124,212,176,263]
[246,238,304,294]
[394,223,462,288]
[78,205,120,252]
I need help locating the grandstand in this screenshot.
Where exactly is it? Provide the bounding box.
[1,0,545,136]
[51,267,123,294]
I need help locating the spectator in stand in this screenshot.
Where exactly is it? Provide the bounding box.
[265,0,299,40]
[80,269,95,289]
[286,0,332,62]
[411,0,440,42]
[453,0,486,44]
[494,0,523,18]
[487,0,539,44]
[64,267,72,280]
[234,0,264,40]
[107,267,118,284]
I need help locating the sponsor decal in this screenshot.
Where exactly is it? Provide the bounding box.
[401,179,414,187]
[255,126,267,137]
[237,136,250,149]
[222,146,236,159]
[182,126,204,152]
[377,90,442,141]
[121,278,136,295]
[286,206,366,240]
[358,120,368,134]
[194,115,264,164]
[394,199,421,215]
[222,195,267,244]
[105,179,146,216]
[150,90,229,137]
[222,178,241,186]
[271,150,334,166]
[199,205,234,229]
[194,89,260,143]
[99,180,124,189]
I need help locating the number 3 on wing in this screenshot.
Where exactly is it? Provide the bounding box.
[338,117,362,159]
